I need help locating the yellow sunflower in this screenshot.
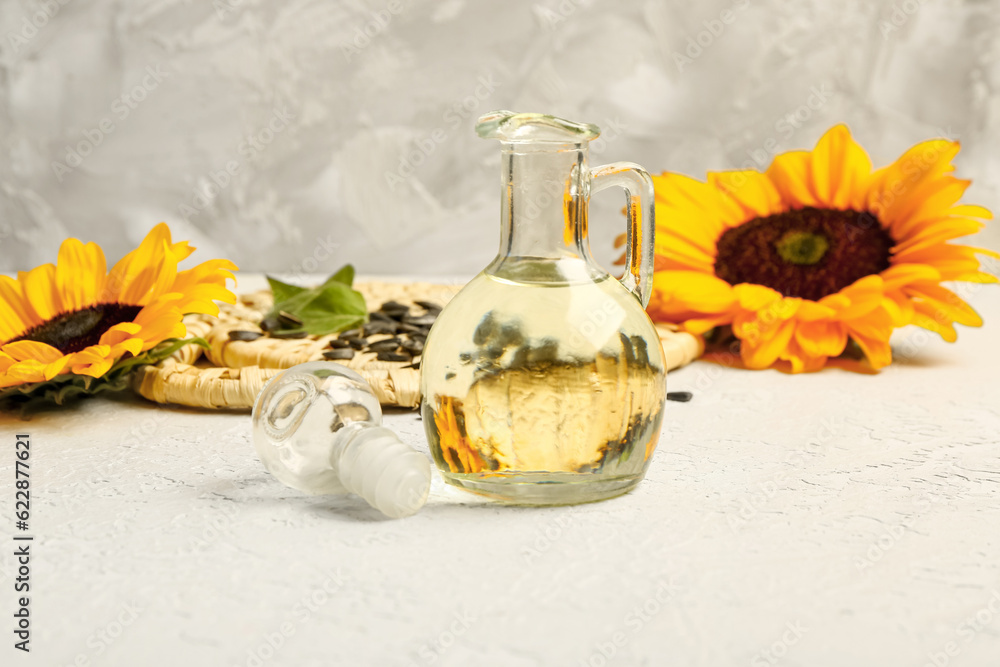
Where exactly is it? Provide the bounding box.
[628,125,997,372]
[0,223,237,392]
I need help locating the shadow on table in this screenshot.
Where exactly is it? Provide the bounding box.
[200,471,564,524]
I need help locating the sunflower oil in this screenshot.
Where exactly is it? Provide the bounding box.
[421,258,666,504]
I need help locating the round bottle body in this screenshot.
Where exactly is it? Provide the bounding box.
[420,258,667,504]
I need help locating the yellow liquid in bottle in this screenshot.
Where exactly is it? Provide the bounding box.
[421,258,666,504]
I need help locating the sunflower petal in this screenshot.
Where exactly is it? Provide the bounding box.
[880,263,941,290]
[910,305,957,342]
[55,238,107,312]
[908,283,983,327]
[1,340,65,363]
[707,170,783,218]
[851,332,892,369]
[869,139,961,225]
[808,124,872,209]
[833,275,884,320]
[891,217,984,256]
[6,360,48,383]
[794,320,847,358]
[43,355,73,381]
[779,336,829,373]
[654,172,747,230]
[648,271,736,328]
[112,337,144,358]
[766,150,818,208]
[740,319,795,369]
[0,275,34,340]
[21,264,61,321]
[105,223,174,303]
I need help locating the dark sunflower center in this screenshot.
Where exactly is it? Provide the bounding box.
[713,207,894,301]
[6,304,143,354]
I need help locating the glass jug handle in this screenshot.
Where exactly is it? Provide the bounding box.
[590,162,656,308]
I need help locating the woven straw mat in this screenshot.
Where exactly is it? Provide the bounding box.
[132,281,703,410]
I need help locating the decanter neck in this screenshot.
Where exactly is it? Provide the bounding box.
[493,142,591,263]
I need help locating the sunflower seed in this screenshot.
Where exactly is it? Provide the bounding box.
[369,311,394,322]
[380,301,410,320]
[323,349,355,360]
[367,338,402,352]
[396,322,423,334]
[278,310,303,327]
[339,328,363,339]
[271,330,309,339]
[229,330,264,342]
[364,321,398,336]
[402,313,437,327]
[328,339,351,349]
[347,338,367,350]
[260,317,281,332]
[414,300,442,312]
[401,339,423,355]
[376,351,411,362]
[381,300,408,311]
[667,391,693,402]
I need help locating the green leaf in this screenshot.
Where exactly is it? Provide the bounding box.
[266,275,307,304]
[265,264,368,337]
[325,264,355,287]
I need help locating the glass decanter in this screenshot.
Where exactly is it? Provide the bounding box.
[420,110,667,505]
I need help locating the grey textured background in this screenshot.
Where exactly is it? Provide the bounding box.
[1,0,998,275]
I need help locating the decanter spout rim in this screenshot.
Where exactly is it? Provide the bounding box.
[476,110,601,144]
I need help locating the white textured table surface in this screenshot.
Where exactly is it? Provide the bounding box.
[2,280,999,667]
